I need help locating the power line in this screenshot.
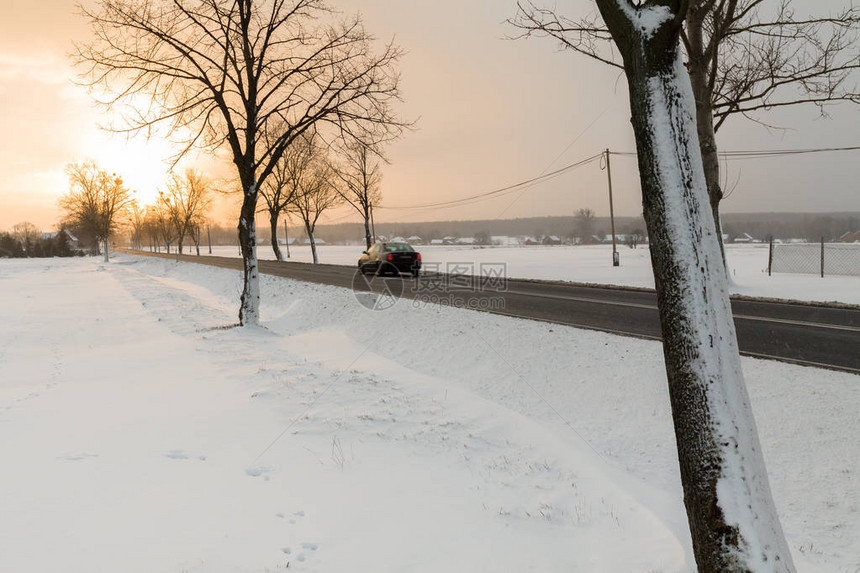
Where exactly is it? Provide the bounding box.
[335,144,859,220]
[377,152,604,211]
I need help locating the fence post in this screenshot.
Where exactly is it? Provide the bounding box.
[820,237,825,278]
[768,239,773,276]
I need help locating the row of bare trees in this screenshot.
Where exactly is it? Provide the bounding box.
[60,162,212,260]
[261,132,383,264]
[76,0,406,326]
[127,171,214,255]
[72,1,849,571]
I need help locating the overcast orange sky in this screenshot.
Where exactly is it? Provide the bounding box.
[1,0,858,232]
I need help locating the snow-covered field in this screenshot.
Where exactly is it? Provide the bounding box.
[195,243,860,305]
[1,254,858,573]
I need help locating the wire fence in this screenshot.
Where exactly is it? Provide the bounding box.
[769,240,860,277]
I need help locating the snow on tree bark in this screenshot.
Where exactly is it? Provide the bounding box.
[238,183,260,326]
[640,51,793,572]
[595,1,794,570]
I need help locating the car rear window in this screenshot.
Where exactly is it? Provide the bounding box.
[384,243,415,252]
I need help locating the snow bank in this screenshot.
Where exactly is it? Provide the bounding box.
[0,256,857,572]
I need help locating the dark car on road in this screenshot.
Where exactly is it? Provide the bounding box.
[358,242,421,277]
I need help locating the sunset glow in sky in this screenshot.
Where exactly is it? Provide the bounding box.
[1,0,858,232]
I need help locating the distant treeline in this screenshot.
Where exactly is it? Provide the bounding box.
[117,212,860,248]
[290,212,860,245]
[276,215,647,245]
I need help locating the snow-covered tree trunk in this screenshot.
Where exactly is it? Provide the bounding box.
[103,237,110,262]
[685,10,728,277]
[595,2,794,570]
[238,182,260,326]
[363,207,373,249]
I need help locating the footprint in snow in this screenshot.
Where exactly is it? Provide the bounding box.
[245,465,274,479]
[165,450,207,461]
[56,453,99,462]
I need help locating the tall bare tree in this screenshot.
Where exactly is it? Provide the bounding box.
[511,0,859,262]
[333,140,382,249]
[161,169,212,254]
[59,162,133,262]
[588,1,794,570]
[129,202,146,251]
[77,0,406,325]
[290,145,342,264]
[259,131,315,261]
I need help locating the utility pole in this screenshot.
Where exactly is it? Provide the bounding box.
[604,149,619,266]
[370,204,377,243]
[207,224,212,254]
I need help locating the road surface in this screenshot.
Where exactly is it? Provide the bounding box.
[120,249,860,374]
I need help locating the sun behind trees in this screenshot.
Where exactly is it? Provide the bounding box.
[76,0,408,326]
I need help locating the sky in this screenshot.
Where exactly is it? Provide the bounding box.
[1,0,858,232]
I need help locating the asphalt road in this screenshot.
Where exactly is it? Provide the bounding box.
[122,250,860,374]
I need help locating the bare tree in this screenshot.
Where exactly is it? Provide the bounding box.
[333,139,383,249]
[129,202,146,250]
[586,1,794,571]
[77,0,406,325]
[290,146,342,264]
[575,207,595,243]
[59,161,133,262]
[149,197,177,253]
[259,131,315,261]
[161,169,212,254]
[11,222,41,254]
[511,0,859,262]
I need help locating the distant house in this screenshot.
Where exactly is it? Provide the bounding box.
[541,235,562,245]
[390,236,407,243]
[442,236,456,245]
[407,235,423,245]
[522,236,539,245]
[42,229,81,252]
[454,237,476,245]
[429,239,444,245]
